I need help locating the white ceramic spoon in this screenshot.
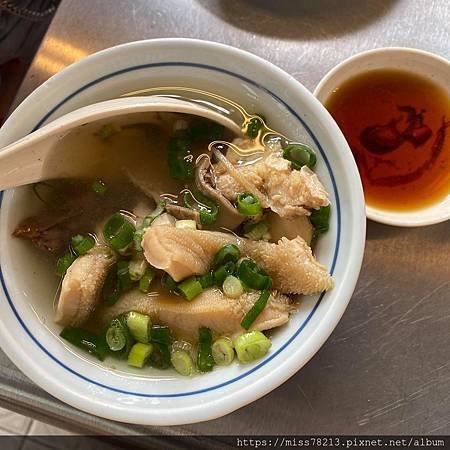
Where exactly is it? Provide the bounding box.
[0,96,242,190]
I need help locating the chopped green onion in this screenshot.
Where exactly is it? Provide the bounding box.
[243,221,269,240]
[183,191,219,225]
[127,342,153,368]
[172,340,193,354]
[240,290,270,330]
[213,244,240,268]
[246,117,264,139]
[223,275,244,298]
[117,261,133,291]
[126,311,151,343]
[96,123,121,140]
[60,328,107,361]
[133,229,145,252]
[133,202,166,252]
[171,350,195,376]
[102,264,121,306]
[103,213,135,251]
[233,331,271,363]
[175,219,197,230]
[106,315,134,355]
[198,272,214,289]
[149,325,172,369]
[178,277,203,301]
[236,193,262,216]
[91,179,107,195]
[71,234,95,255]
[56,252,76,277]
[161,273,178,292]
[237,259,272,290]
[142,201,166,228]
[168,137,194,181]
[197,327,214,372]
[151,325,171,345]
[282,143,317,170]
[310,204,331,234]
[128,257,147,281]
[310,204,331,247]
[149,342,171,369]
[213,261,236,286]
[139,268,155,293]
[106,322,126,351]
[212,337,235,366]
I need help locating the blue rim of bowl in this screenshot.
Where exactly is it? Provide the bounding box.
[0,61,341,398]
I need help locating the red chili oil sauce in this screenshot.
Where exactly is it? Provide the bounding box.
[325,69,450,211]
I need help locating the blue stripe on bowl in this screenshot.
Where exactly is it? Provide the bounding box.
[0,62,341,397]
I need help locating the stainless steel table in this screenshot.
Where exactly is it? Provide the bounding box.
[3,0,450,437]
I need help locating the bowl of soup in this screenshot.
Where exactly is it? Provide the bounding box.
[0,39,365,425]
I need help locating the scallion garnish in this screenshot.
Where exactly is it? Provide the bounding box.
[197,327,214,372]
[128,257,147,281]
[161,273,178,292]
[245,117,264,139]
[128,342,153,368]
[56,252,76,277]
[102,264,121,306]
[212,337,235,366]
[167,137,194,181]
[139,268,155,293]
[103,213,135,251]
[91,179,107,195]
[236,193,262,216]
[240,290,270,330]
[106,321,127,352]
[310,204,331,233]
[149,325,171,369]
[222,275,244,299]
[151,325,171,345]
[237,259,272,290]
[126,311,152,344]
[282,143,317,170]
[310,204,331,246]
[212,244,240,268]
[178,277,203,301]
[243,221,268,240]
[149,342,171,369]
[109,314,135,355]
[142,201,166,228]
[198,273,214,289]
[171,350,195,376]
[233,331,271,363]
[71,234,95,255]
[183,191,219,225]
[117,261,133,291]
[60,327,107,361]
[213,261,236,286]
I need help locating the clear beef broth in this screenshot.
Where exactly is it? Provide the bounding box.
[17,113,235,254]
[14,93,333,374]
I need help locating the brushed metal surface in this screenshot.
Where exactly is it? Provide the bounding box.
[2,0,450,436]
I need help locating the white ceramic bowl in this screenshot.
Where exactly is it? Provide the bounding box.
[0,39,365,425]
[314,47,450,227]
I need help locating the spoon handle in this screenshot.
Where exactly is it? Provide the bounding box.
[0,133,57,190]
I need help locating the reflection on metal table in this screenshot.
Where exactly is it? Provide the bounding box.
[2,0,450,437]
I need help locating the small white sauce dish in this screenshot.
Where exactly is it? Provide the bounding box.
[0,39,365,425]
[314,47,450,227]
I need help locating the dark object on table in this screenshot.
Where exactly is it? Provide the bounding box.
[0,0,59,122]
